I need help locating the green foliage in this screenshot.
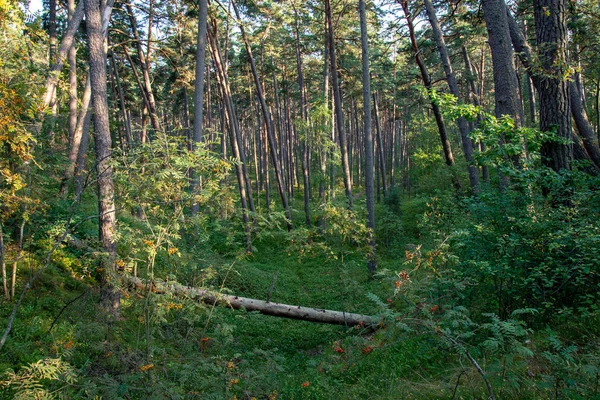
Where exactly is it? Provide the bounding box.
[113,133,230,278]
[0,11,44,221]
[1,357,77,399]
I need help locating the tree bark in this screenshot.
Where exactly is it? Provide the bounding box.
[462,46,490,183]
[48,0,57,61]
[482,0,523,126]
[0,222,6,300]
[507,11,600,170]
[533,0,572,171]
[126,276,376,327]
[231,0,292,229]
[325,0,353,208]
[85,0,118,314]
[570,81,600,169]
[74,110,92,199]
[110,50,133,148]
[293,6,311,227]
[359,0,376,274]
[43,0,84,109]
[373,91,387,198]
[60,2,113,196]
[59,75,91,196]
[67,0,78,146]
[125,3,161,133]
[208,19,253,251]
[191,0,209,214]
[401,0,461,189]
[423,0,479,193]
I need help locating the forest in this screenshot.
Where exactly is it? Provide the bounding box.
[1,0,599,397]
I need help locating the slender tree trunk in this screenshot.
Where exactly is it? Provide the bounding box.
[60,76,91,196]
[526,75,537,126]
[125,3,161,133]
[42,1,84,110]
[401,0,460,189]
[68,0,78,146]
[0,222,6,300]
[85,0,118,314]
[319,33,329,229]
[127,276,376,327]
[359,0,376,273]
[191,0,208,214]
[570,81,600,169]
[595,78,600,140]
[293,6,311,227]
[60,3,113,196]
[373,91,387,198]
[424,0,479,192]
[74,110,92,199]
[111,51,133,148]
[48,0,57,61]
[208,20,252,250]
[231,0,292,229]
[325,0,353,208]
[11,218,25,300]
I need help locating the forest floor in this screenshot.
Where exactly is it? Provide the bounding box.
[1,194,598,399]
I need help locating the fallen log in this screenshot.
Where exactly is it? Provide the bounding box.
[125,276,377,328]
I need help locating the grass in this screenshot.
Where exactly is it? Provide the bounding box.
[1,193,599,399]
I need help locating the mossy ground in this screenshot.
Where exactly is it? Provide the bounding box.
[1,193,598,399]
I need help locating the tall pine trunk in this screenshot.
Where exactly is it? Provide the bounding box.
[359,0,376,273]
[534,0,572,171]
[84,0,118,314]
[401,0,461,190]
[293,7,311,227]
[191,0,209,214]
[232,0,292,229]
[424,0,479,193]
[325,0,353,208]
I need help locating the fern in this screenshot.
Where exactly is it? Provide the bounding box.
[1,358,77,399]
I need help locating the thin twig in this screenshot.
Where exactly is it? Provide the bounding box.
[46,289,89,333]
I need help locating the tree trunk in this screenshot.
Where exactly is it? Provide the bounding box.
[67,0,78,146]
[424,0,479,193]
[11,218,25,300]
[401,0,460,189]
[533,0,572,171]
[60,3,113,197]
[570,81,600,169]
[373,91,387,198]
[59,75,91,196]
[127,276,376,327]
[125,3,161,133]
[110,51,133,148]
[74,110,92,199]
[293,6,312,227]
[232,0,292,229]
[43,1,84,109]
[208,19,252,251]
[482,0,523,126]
[0,222,6,300]
[48,0,57,61]
[462,46,490,183]
[85,0,119,314]
[507,11,599,170]
[191,0,208,214]
[359,0,376,273]
[325,0,353,208]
